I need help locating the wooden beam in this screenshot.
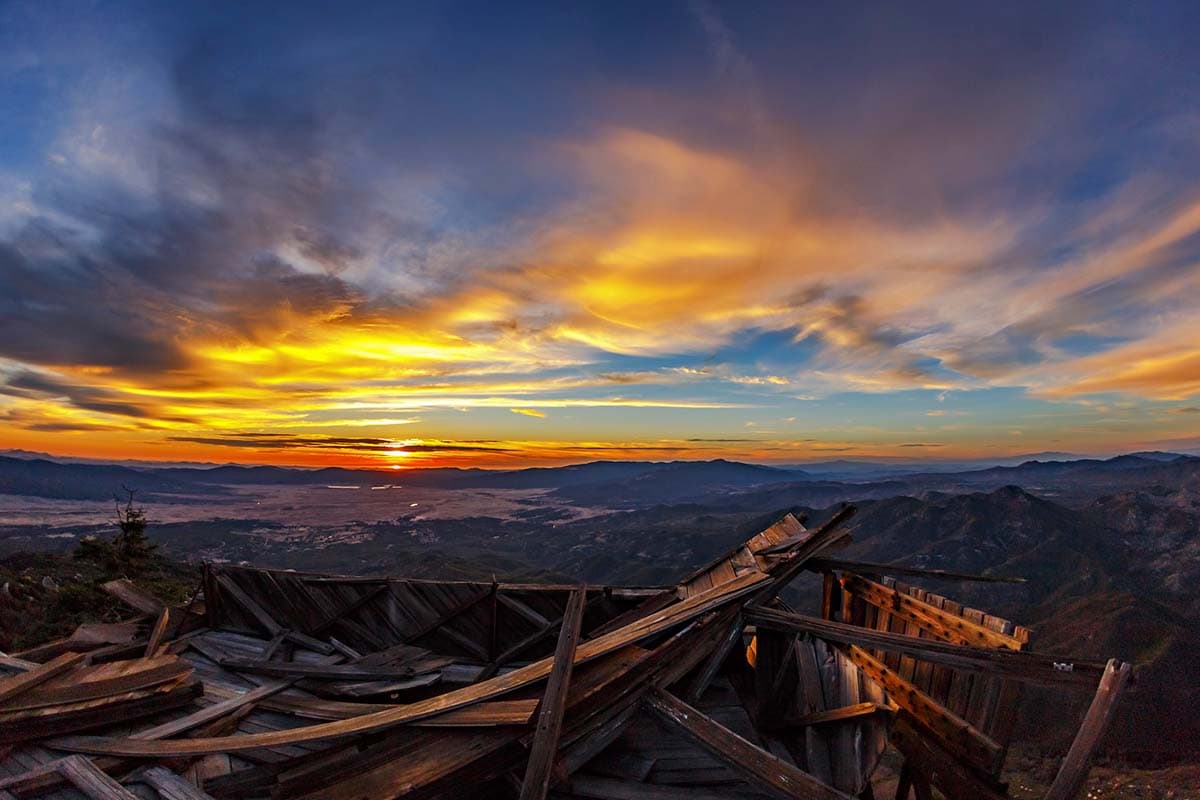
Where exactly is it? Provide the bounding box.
[807,558,1026,584]
[0,656,191,711]
[490,594,606,668]
[756,510,836,555]
[100,579,165,616]
[435,624,490,660]
[54,568,771,757]
[215,658,448,681]
[213,574,281,636]
[135,766,217,799]
[517,586,586,800]
[821,571,838,620]
[1045,659,1133,800]
[0,755,139,799]
[841,574,1023,650]
[841,644,1004,774]
[282,630,335,655]
[568,775,756,800]
[755,506,857,604]
[0,651,83,705]
[132,682,292,741]
[890,715,1006,800]
[586,589,676,638]
[684,613,745,703]
[309,583,389,635]
[144,608,171,657]
[59,755,141,799]
[499,593,551,628]
[744,606,1106,688]
[642,689,852,800]
[401,585,492,644]
[785,701,893,728]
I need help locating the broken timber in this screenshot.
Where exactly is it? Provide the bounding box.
[0,509,1131,800]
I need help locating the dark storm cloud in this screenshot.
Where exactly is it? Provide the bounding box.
[0,368,194,422]
[0,241,192,374]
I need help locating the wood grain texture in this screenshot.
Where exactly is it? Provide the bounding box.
[518,586,585,800]
[54,570,770,756]
[1045,659,1133,800]
[642,688,851,800]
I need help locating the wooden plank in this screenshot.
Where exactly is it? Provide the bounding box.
[518,586,586,800]
[499,593,552,628]
[0,652,84,706]
[756,506,856,603]
[215,658,449,681]
[683,613,745,703]
[145,608,171,657]
[807,559,1026,583]
[753,515,814,555]
[793,637,835,787]
[0,654,39,671]
[568,774,750,799]
[841,645,1003,774]
[309,582,389,636]
[202,682,537,725]
[55,569,771,757]
[101,579,166,616]
[890,715,1007,800]
[401,585,492,644]
[820,572,837,621]
[137,765,217,799]
[787,701,891,727]
[841,575,1023,650]
[491,594,607,668]
[0,657,193,711]
[989,624,1030,757]
[132,682,291,740]
[588,590,677,638]
[436,624,490,660]
[0,755,139,799]
[1044,659,1133,800]
[282,630,335,655]
[214,574,281,636]
[278,626,707,800]
[837,652,863,794]
[744,606,1104,687]
[0,679,202,744]
[674,513,804,588]
[58,755,141,799]
[642,689,851,800]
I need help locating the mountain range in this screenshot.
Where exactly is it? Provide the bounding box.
[0,450,1198,761]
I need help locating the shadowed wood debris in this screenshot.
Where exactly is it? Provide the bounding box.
[0,509,1128,800]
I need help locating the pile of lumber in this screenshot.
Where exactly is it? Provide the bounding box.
[0,510,1131,800]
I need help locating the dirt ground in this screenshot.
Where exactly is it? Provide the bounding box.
[868,746,1200,799]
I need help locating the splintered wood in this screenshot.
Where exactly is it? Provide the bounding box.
[0,508,1129,800]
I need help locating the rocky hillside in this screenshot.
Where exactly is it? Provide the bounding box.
[822,485,1200,760]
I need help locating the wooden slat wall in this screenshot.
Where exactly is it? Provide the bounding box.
[204,566,647,662]
[832,572,1032,775]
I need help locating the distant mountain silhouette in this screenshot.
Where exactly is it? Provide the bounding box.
[0,456,226,501]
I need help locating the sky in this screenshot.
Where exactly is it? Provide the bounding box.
[2,0,1200,469]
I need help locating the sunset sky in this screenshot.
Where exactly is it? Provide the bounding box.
[2,1,1200,469]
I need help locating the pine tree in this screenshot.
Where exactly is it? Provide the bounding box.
[74,487,158,576]
[112,489,158,573]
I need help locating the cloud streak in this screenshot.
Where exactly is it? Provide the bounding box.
[1,2,1199,466]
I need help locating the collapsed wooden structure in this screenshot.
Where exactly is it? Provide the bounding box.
[0,508,1131,799]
